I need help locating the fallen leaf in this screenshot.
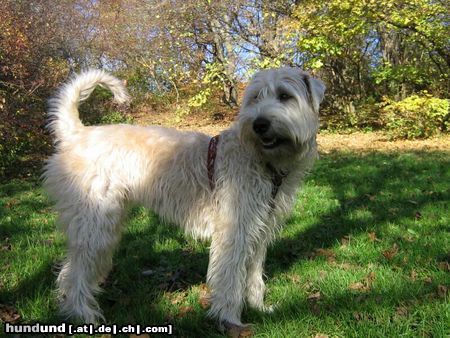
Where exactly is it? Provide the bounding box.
[315,248,336,263]
[0,304,21,323]
[170,292,187,305]
[353,312,363,321]
[315,248,334,257]
[365,194,376,201]
[199,296,210,309]
[423,276,432,284]
[314,334,329,338]
[338,262,353,270]
[365,272,376,287]
[438,261,450,272]
[382,243,399,260]
[437,285,448,298]
[287,274,301,284]
[414,211,422,220]
[177,305,193,318]
[349,282,368,292]
[340,235,350,247]
[318,270,327,279]
[223,322,253,338]
[307,291,321,301]
[410,270,417,281]
[395,306,408,317]
[368,232,379,242]
[5,199,18,208]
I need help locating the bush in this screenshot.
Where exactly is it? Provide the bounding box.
[380,95,449,139]
[79,87,133,126]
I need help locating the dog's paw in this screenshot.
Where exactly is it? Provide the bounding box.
[260,304,276,313]
[220,321,253,337]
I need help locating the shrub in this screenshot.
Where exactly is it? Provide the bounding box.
[380,95,449,139]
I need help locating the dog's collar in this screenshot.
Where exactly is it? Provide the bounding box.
[207,135,288,203]
[207,135,220,190]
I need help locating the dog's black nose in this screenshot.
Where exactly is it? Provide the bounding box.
[253,117,270,134]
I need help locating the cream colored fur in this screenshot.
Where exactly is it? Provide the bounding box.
[43,68,325,327]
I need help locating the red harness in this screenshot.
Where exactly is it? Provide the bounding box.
[207,135,287,201]
[207,135,220,190]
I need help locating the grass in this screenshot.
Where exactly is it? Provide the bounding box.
[0,150,449,337]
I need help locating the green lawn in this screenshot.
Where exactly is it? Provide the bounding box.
[1,150,449,337]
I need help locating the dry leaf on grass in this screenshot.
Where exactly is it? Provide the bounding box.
[349,282,367,292]
[365,194,376,201]
[353,312,363,321]
[438,261,450,272]
[437,285,448,298]
[307,291,321,301]
[223,322,253,338]
[307,291,322,315]
[340,235,350,247]
[0,304,21,323]
[197,283,210,309]
[395,306,408,317]
[368,232,379,242]
[314,248,336,263]
[169,292,187,305]
[338,262,353,270]
[382,243,399,260]
[423,276,433,284]
[314,334,329,338]
[366,272,376,284]
[287,274,301,284]
[349,272,376,292]
[199,297,210,309]
[176,305,194,318]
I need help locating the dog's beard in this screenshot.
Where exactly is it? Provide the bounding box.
[237,102,317,162]
[237,115,302,163]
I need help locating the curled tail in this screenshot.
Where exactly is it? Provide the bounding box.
[48,69,129,141]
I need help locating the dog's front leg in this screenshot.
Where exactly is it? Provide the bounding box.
[206,229,249,327]
[245,240,273,312]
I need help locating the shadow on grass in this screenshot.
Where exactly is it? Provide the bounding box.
[1,150,448,336]
[269,150,449,272]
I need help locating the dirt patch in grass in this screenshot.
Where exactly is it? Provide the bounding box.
[136,113,450,153]
[317,132,450,153]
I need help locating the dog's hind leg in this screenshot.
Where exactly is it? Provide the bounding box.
[56,196,124,324]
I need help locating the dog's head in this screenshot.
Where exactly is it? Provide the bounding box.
[238,67,325,159]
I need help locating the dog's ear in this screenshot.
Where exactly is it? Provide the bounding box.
[303,74,326,113]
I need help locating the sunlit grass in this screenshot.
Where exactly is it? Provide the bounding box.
[1,150,449,336]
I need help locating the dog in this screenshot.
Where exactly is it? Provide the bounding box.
[43,67,325,328]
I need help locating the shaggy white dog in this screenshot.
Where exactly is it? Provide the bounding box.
[43,68,325,328]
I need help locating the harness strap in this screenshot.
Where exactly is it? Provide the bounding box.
[207,135,220,190]
[266,162,288,200]
[207,136,288,206]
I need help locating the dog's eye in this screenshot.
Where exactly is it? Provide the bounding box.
[278,93,292,101]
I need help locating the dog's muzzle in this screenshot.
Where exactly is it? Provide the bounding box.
[253,117,290,149]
